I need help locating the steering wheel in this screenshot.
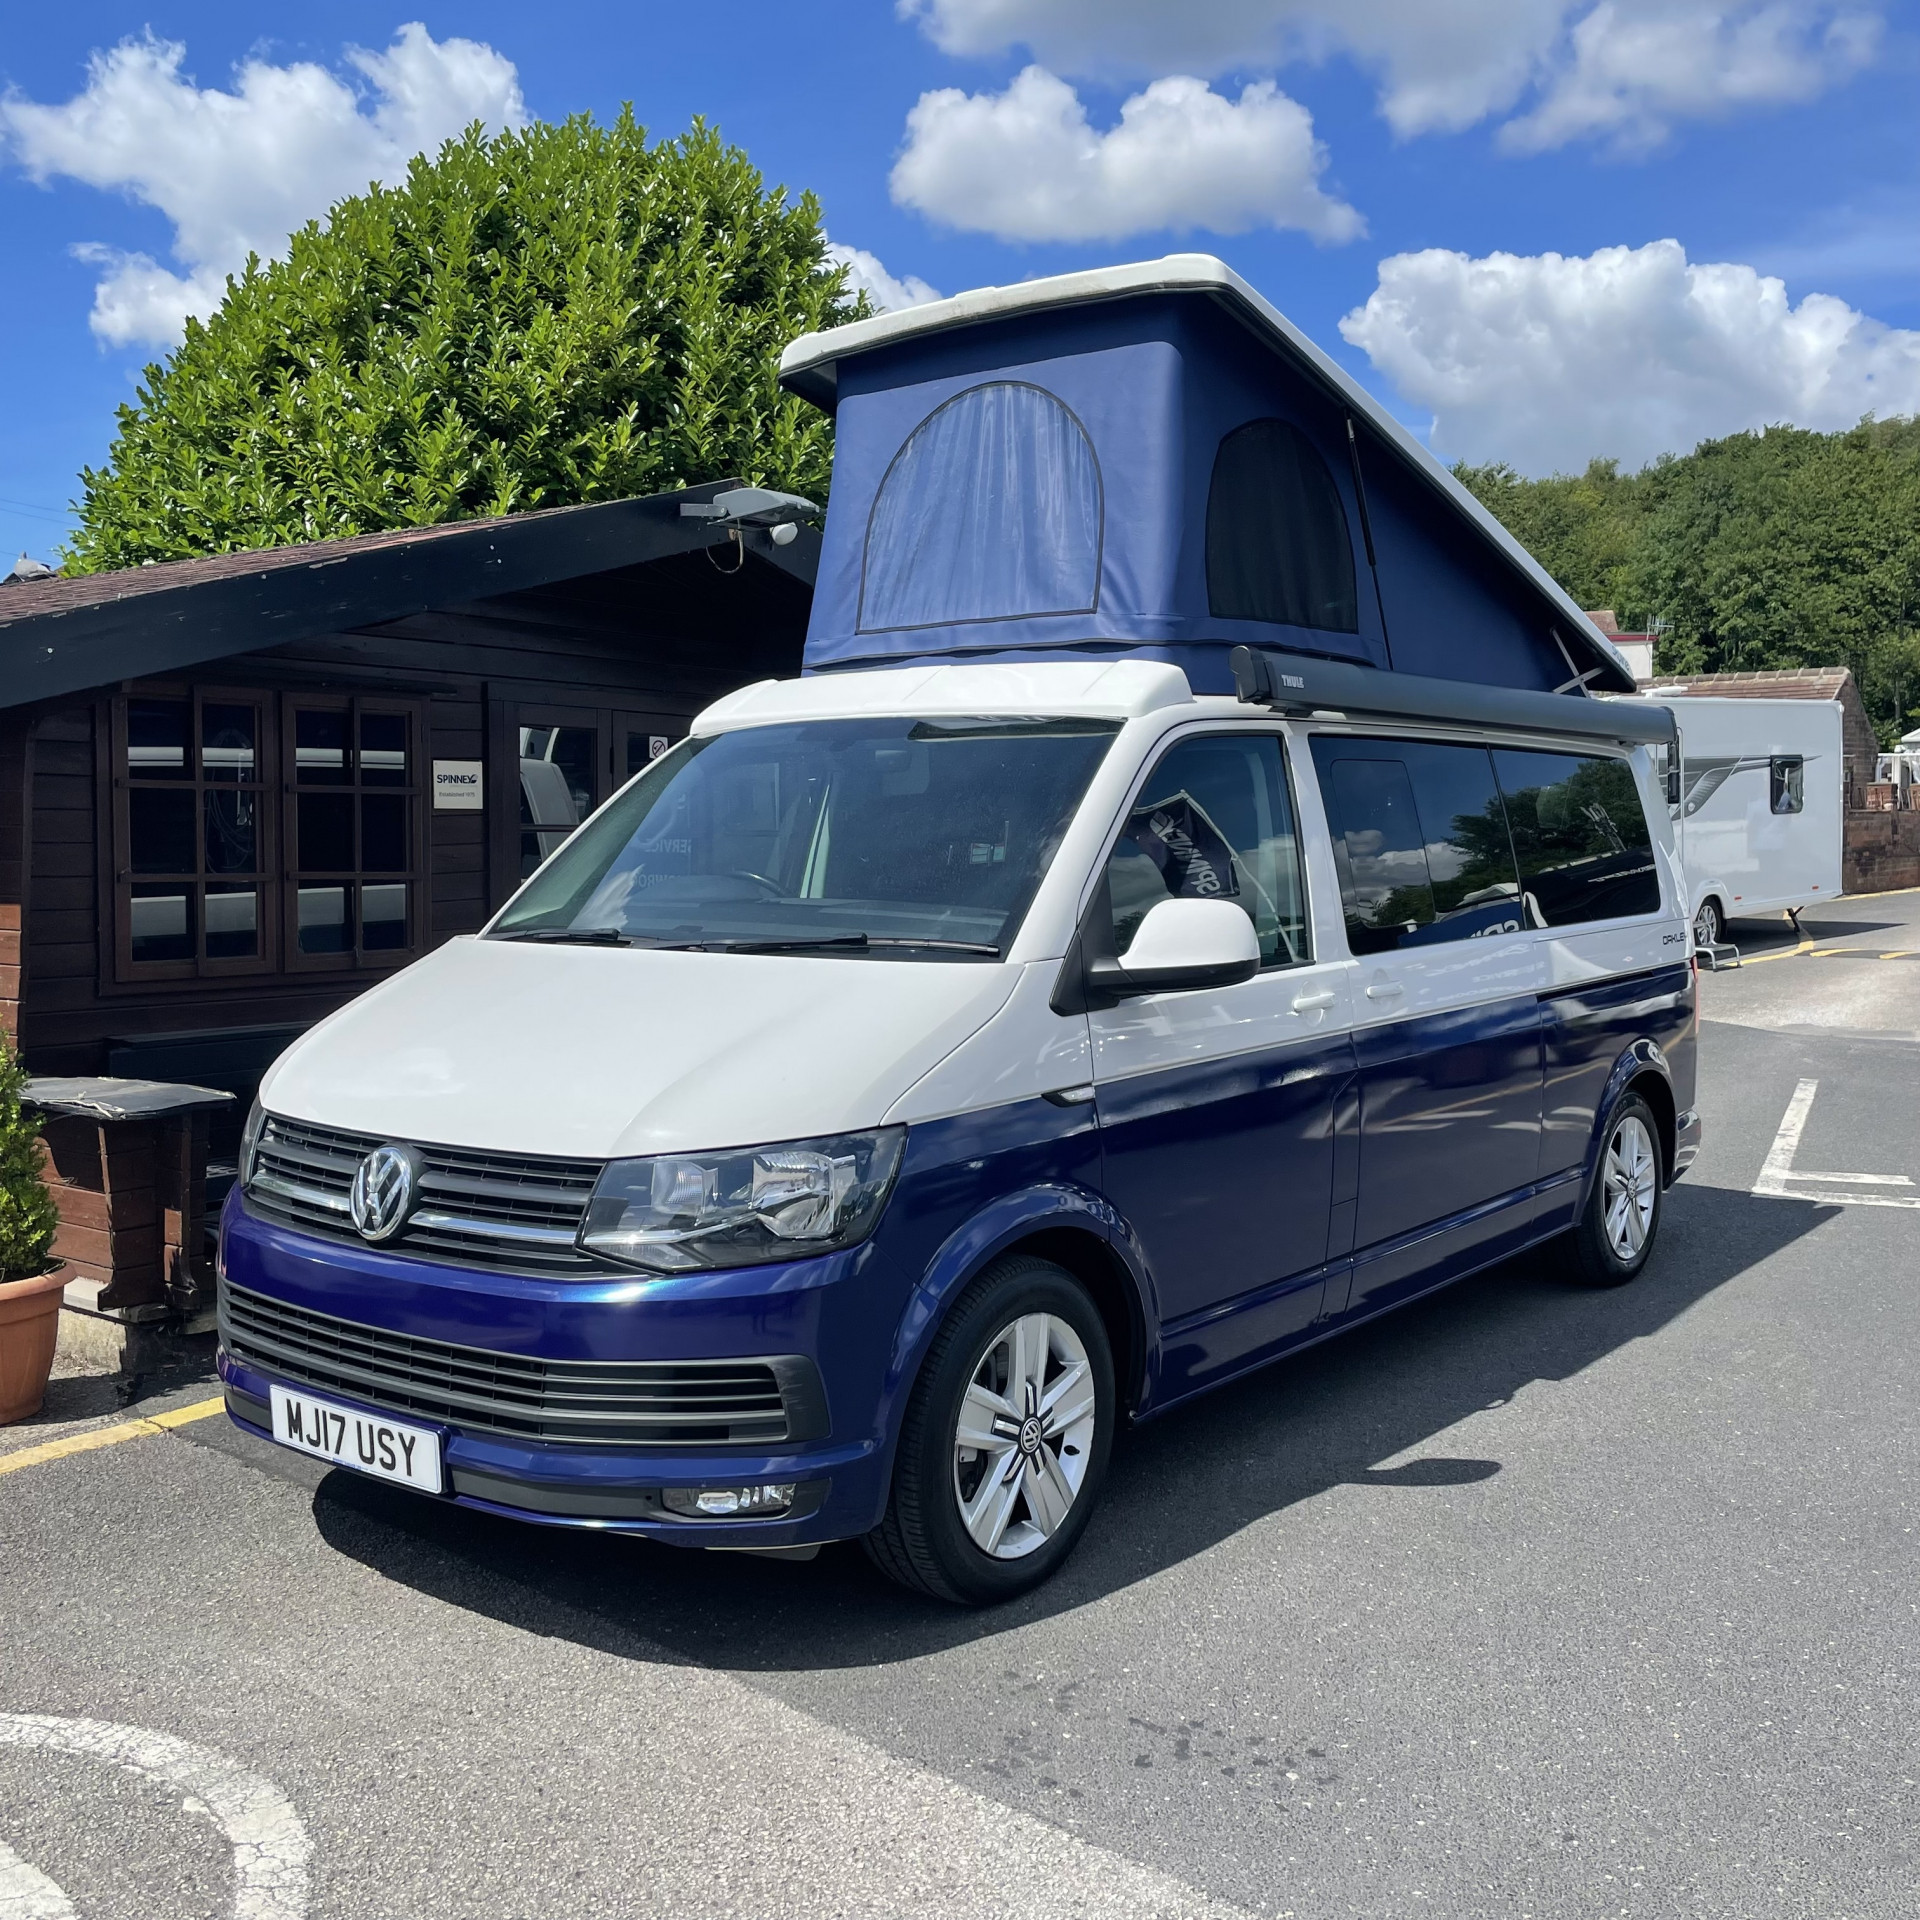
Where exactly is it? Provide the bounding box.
[727,869,792,899]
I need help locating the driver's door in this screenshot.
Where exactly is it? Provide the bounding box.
[1090,732,1352,1387]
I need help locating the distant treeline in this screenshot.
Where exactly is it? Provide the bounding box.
[1456,418,1920,745]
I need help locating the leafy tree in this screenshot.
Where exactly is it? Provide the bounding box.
[1458,419,1920,744]
[0,1034,58,1281]
[67,112,864,572]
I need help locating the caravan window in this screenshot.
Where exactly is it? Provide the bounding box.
[1493,750,1660,926]
[858,382,1102,632]
[1206,419,1358,633]
[1106,734,1310,969]
[1770,755,1805,815]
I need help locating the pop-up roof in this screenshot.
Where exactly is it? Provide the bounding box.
[780,255,1633,697]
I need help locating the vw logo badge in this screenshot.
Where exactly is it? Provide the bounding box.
[350,1143,420,1243]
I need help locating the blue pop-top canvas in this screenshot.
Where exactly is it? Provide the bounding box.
[795,292,1591,698]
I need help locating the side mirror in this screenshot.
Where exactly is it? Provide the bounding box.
[1086,898,1261,997]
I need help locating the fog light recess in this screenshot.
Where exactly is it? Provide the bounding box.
[662,1483,797,1519]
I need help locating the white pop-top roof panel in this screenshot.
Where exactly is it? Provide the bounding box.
[691,659,1196,734]
[780,253,1630,689]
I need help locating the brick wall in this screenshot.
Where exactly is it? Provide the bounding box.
[1844,810,1920,895]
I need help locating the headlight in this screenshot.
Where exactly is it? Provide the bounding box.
[239,1100,266,1188]
[579,1127,906,1272]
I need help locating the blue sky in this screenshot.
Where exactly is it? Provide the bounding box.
[4,0,1918,568]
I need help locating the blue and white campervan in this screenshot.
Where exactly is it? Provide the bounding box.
[218,258,1700,1603]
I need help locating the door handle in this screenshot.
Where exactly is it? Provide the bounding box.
[1291,989,1337,1012]
[1365,981,1404,1000]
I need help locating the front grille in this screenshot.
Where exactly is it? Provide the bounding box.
[247,1114,603,1274]
[221,1281,802,1446]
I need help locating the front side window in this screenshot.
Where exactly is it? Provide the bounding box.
[492,716,1119,958]
[1493,748,1660,926]
[1770,755,1805,815]
[1206,419,1358,633]
[859,382,1102,632]
[1107,734,1310,969]
[1311,738,1522,955]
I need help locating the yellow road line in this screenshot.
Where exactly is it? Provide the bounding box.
[1731,939,1816,965]
[0,1394,225,1479]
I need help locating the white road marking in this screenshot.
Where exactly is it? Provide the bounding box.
[0,1842,76,1920]
[1752,1079,1920,1209]
[0,1715,309,1920]
[1753,1079,1818,1195]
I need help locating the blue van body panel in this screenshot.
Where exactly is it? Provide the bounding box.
[1094,1021,1353,1327]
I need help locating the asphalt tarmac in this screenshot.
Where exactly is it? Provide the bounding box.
[3,894,1917,1919]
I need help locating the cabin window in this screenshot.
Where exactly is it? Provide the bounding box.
[858,381,1102,632]
[109,690,426,982]
[1206,419,1358,633]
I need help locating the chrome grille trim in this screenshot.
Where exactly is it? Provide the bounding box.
[246,1114,604,1274]
[220,1281,807,1446]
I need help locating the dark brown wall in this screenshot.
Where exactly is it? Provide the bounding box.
[14,548,808,1077]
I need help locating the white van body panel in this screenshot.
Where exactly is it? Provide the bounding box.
[1659,695,1844,922]
[886,961,1090,1125]
[259,935,1021,1159]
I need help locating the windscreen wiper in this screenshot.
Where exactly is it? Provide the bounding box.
[498,925,634,946]
[649,934,1001,956]
[652,934,874,954]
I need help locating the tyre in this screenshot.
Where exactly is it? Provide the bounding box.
[865,1254,1115,1605]
[1568,1091,1663,1287]
[1692,897,1722,949]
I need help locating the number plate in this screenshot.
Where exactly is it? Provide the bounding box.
[268,1384,443,1494]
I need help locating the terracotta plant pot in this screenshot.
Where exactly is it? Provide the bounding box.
[0,1267,68,1425]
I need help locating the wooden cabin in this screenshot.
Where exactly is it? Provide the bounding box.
[0,486,814,1311]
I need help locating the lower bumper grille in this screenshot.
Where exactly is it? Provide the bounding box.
[220,1281,825,1447]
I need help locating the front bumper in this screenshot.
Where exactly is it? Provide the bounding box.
[217,1194,897,1548]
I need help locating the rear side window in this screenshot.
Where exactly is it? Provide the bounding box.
[1107,733,1310,968]
[1311,738,1523,955]
[1493,749,1661,926]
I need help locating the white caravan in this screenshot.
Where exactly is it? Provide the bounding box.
[1652,695,1844,946]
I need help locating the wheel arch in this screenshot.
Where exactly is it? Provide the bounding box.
[886,1190,1159,1431]
[1583,1040,1679,1204]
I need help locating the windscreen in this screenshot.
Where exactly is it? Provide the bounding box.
[489,715,1120,957]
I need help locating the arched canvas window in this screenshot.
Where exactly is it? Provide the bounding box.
[859,382,1102,632]
[1206,419,1358,633]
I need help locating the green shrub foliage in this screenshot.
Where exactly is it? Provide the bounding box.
[68,113,863,571]
[0,1034,58,1282]
[1457,419,1920,745]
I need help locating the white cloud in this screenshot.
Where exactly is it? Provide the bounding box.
[898,0,1879,147]
[1,24,525,347]
[890,66,1362,245]
[825,241,941,312]
[1338,238,1920,474]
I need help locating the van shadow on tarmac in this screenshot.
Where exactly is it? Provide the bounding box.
[313,1180,1828,1669]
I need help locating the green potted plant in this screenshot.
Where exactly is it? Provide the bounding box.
[0,1032,64,1423]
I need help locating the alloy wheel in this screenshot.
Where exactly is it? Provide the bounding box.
[1602,1114,1658,1262]
[952,1312,1099,1560]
